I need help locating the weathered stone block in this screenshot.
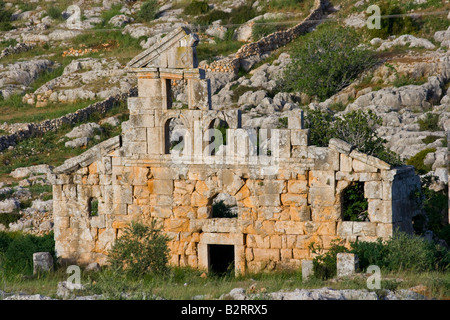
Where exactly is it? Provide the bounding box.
[364,181,382,199]
[352,222,377,237]
[138,78,162,100]
[290,130,309,146]
[258,194,280,207]
[288,110,303,129]
[150,179,174,195]
[187,78,211,110]
[368,199,391,223]
[337,253,359,278]
[33,252,54,274]
[340,154,353,172]
[252,248,280,261]
[308,186,335,206]
[352,159,378,173]
[329,138,353,155]
[287,180,308,194]
[301,260,314,281]
[337,221,354,236]
[281,193,307,206]
[274,221,304,235]
[289,206,311,222]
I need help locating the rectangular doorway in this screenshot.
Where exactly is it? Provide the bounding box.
[208,244,235,276]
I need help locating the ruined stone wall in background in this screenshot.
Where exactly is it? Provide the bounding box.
[201,0,329,74]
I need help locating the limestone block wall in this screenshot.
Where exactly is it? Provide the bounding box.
[52,136,420,272]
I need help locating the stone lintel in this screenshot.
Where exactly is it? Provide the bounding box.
[159,68,184,80]
[184,68,205,79]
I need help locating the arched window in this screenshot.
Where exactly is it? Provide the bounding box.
[206,119,229,156]
[164,117,186,155]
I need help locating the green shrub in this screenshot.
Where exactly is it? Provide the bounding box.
[350,238,388,271]
[229,5,258,25]
[0,212,22,228]
[100,3,123,27]
[309,239,348,280]
[411,176,449,244]
[328,102,346,112]
[277,117,288,129]
[0,231,55,275]
[195,9,230,25]
[212,200,237,218]
[422,135,440,144]
[417,113,440,131]
[282,23,376,101]
[268,0,307,10]
[184,0,210,16]
[303,108,403,166]
[342,182,368,222]
[392,74,427,88]
[351,231,450,272]
[406,148,436,174]
[195,4,257,26]
[46,6,63,20]
[87,269,149,300]
[137,0,159,22]
[0,0,13,31]
[108,220,170,277]
[367,1,419,39]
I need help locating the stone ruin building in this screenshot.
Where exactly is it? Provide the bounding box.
[51,27,421,275]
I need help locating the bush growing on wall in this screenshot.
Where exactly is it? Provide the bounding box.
[303,108,403,166]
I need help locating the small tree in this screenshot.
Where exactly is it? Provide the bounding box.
[367,1,418,39]
[0,1,13,31]
[108,220,170,277]
[137,0,159,22]
[184,1,210,16]
[282,24,376,101]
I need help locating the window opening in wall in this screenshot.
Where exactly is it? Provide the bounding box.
[208,244,235,276]
[211,193,238,218]
[207,119,229,156]
[342,181,369,221]
[164,117,185,155]
[165,79,173,110]
[89,197,99,217]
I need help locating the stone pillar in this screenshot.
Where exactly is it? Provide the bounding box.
[336,253,359,278]
[33,252,54,274]
[301,260,314,281]
[185,69,211,110]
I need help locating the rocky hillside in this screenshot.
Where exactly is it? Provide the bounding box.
[0,0,448,239]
